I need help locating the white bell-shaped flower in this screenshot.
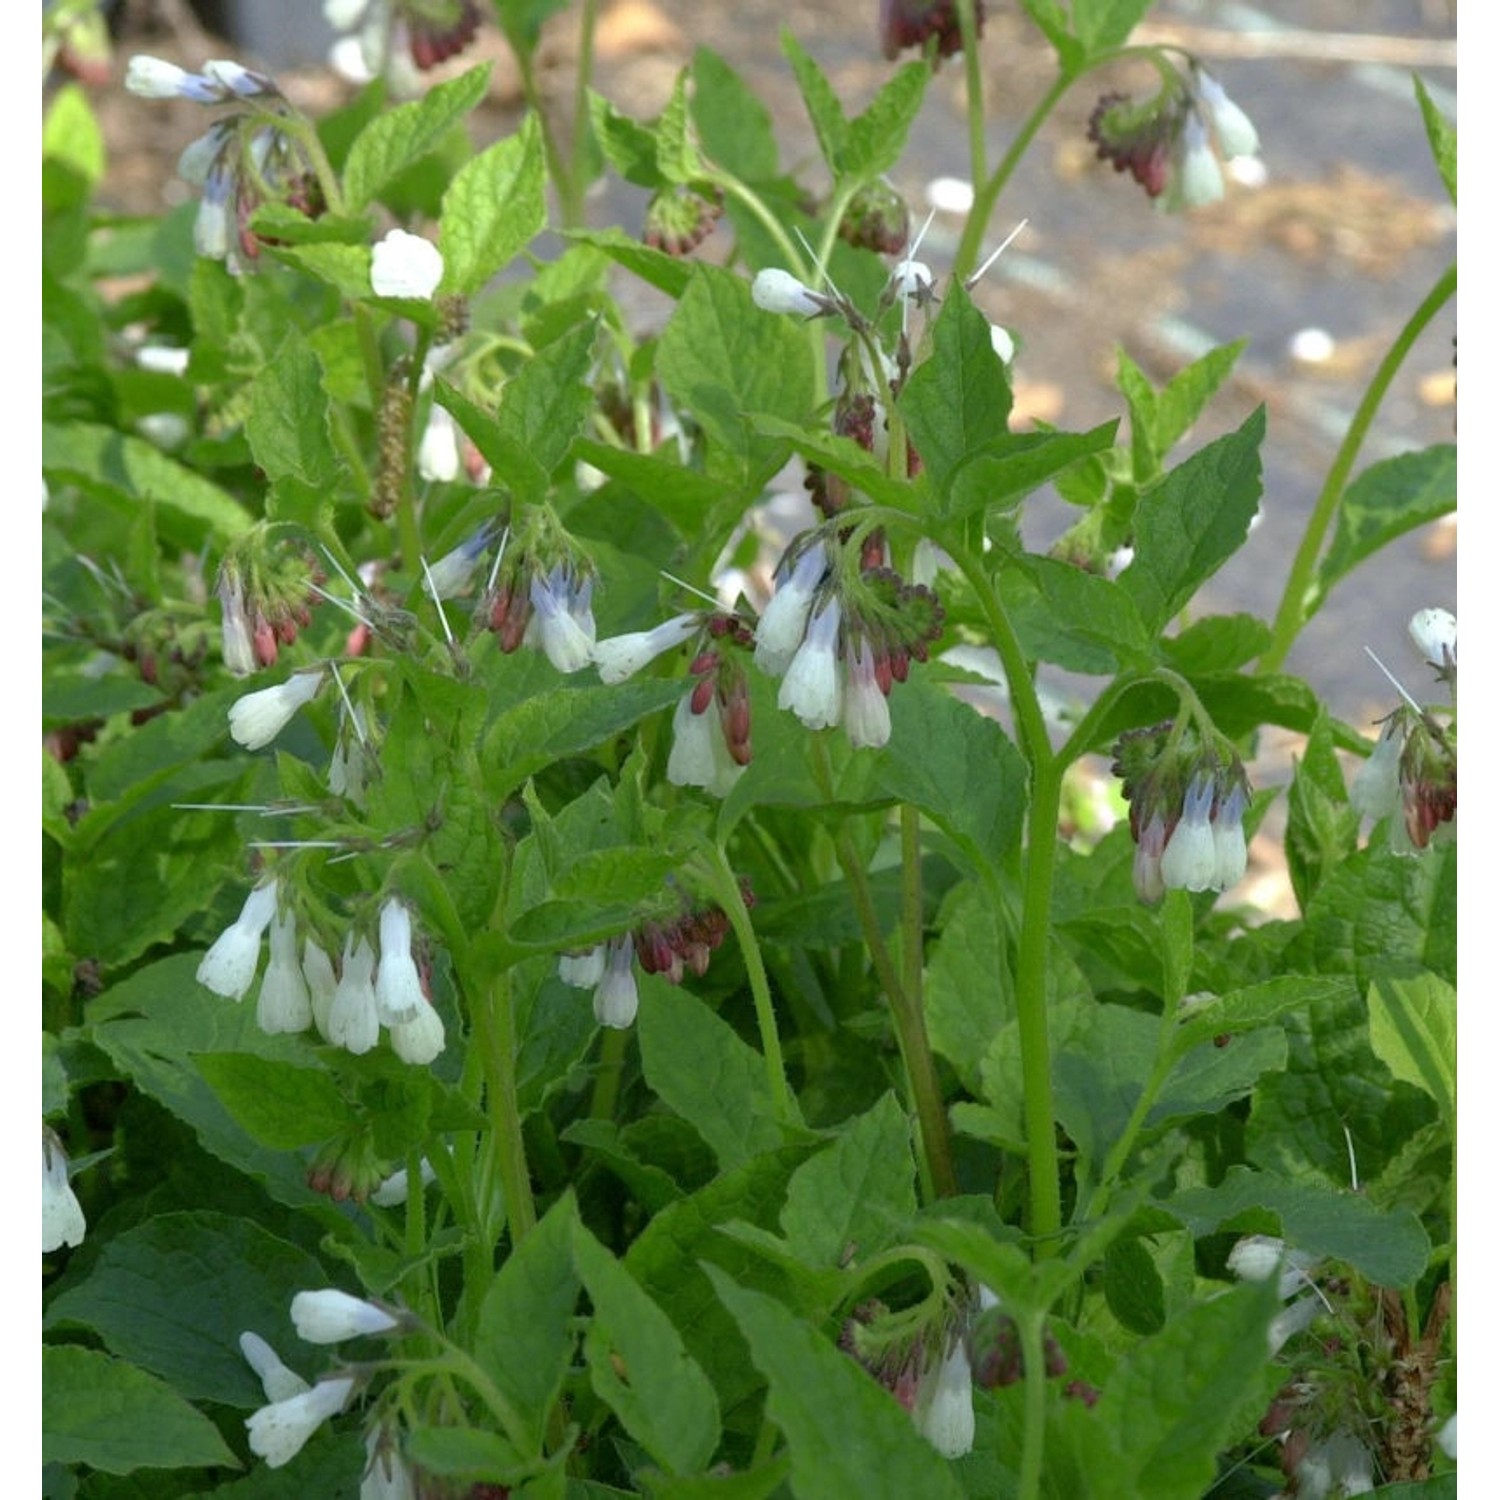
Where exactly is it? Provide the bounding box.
[291,1288,401,1344]
[197,881,281,1000]
[374,900,424,1026]
[778,597,844,731]
[42,1129,86,1253]
[328,936,379,1055]
[257,910,313,1034]
[246,1376,355,1468]
[228,670,325,751]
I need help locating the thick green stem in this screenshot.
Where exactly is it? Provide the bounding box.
[942,533,1061,1244]
[1016,1311,1049,1500]
[1260,261,1456,671]
[587,1024,629,1123]
[701,842,796,1125]
[470,966,537,1244]
[824,801,958,1200]
[952,74,1068,282]
[955,0,988,196]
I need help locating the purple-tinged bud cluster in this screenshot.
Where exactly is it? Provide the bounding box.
[326,0,483,79]
[126,55,279,103]
[482,548,597,674]
[838,177,911,256]
[643,184,724,256]
[1112,724,1252,902]
[556,881,752,1029]
[880,0,985,63]
[1349,709,1456,854]
[217,550,319,678]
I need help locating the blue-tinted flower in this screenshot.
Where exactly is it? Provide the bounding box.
[778,597,844,731]
[1192,67,1259,159]
[593,613,700,684]
[239,1331,310,1404]
[525,564,597,673]
[593,935,639,1029]
[755,541,830,675]
[1160,773,1217,891]
[843,633,891,750]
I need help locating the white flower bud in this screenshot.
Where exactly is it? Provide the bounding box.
[751,268,825,317]
[370,229,444,300]
[1408,607,1456,670]
[290,1288,401,1344]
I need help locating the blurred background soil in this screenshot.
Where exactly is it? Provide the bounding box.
[56,0,1458,912]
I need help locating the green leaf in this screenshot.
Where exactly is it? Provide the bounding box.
[89,955,327,1210]
[1367,972,1456,1127]
[780,32,848,177]
[998,554,1153,674]
[566,227,694,298]
[691,48,777,182]
[706,1269,968,1500]
[589,90,666,187]
[42,420,251,543]
[1246,964,1441,1202]
[657,265,816,491]
[1283,713,1361,910]
[626,1147,820,1417]
[343,64,493,211]
[264,241,374,301]
[43,84,105,210]
[570,441,736,539]
[246,330,341,489]
[1118,408,1265,632]
[1164,1167,1431,1287]
[944,422,1119,520]
[489,317,599,493]
[1313,445,1456,609]
[483,676,685,801]
[780,1092,917,1268]
[1064,1281,1278,1500]
[1119,343,1246,481]
[1103,1236,1165,1335]
[493,0,572,53]
[925,885,1012,1097]
[42,1346,238,1474]
[474,1192,582,1455]
[1072,0,1155,55]
[1018,0,1084,71]
[1171,975,1356,1058]
[440,115,546,294]
[44,1211,327,1407]
[654,70,703,185]
[1159,613,1271,675]
[638,983,789,1168]
[403,1426,527,1485]
[194,1054,352,1149]
[899,285,1013,505]
[1414,77,1456,203]
[843,674,1028,879]
[574,1223,722,1474]
[842,62,929,180]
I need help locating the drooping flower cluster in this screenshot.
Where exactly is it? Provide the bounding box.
[241,1286,413,1472]
[127,55,327,271]
[325,0,482,94]
[1112,722,1252,902]
[1229,1234,1451,1492]
[557,884,749,1029]
[216,538,319,677]
[643,184,725,257]
[1087,60,1259,211]
[755,530,945,751]
[1348,608,1457,854]
[196,885,445,1064]
[478,517,598,674]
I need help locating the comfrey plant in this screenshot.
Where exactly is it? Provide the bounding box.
[42,2,1455,1497]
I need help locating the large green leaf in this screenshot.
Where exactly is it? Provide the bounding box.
[440,115,546,294]
[45,1211,326,1407]
[706,1269,967,1500]
[574,1223,722,1474]
[1367,972,1456,1127]
[1117,408,1265,632]
[42,1346,238,1474]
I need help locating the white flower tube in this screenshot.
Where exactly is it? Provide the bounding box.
[914,1341,975,1459]
[257,910,313,1034]
[751,268,825,316]
[246,1376,355,1468]
[197,881,281,1000]
[592,613,700,684]
[125,55,193,97]
[291,1289,402,1343]
[371,229,444,299]
[42,1129,86,1253]
[390,1001,445,1065]
[1408,607,1456,671]
[374,900,424,1026]
[303,938,339,1041]
[778,598,844,731]
[228,670,326,751]
[754,543,828,676]
[239,1331,310,1404]
[592,936,639,1029]
[1194,69,1260,159]
[1160,776,1217,891]
[328,937,380,1056]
